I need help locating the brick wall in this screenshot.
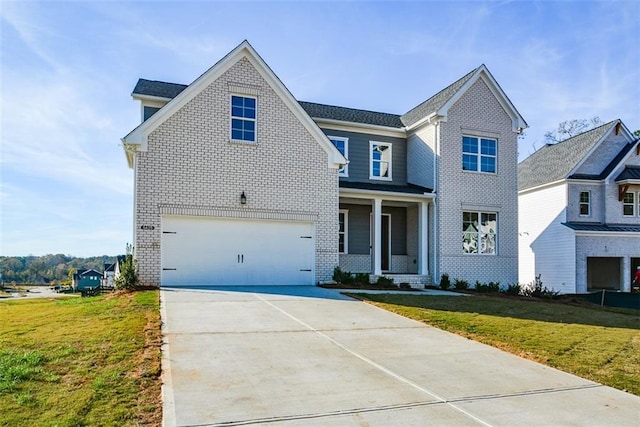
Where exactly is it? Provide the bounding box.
[134,57,339,286]
[437,77,519,285]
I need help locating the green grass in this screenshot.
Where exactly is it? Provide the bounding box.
[0,291,162,426]
[351,293,640,396]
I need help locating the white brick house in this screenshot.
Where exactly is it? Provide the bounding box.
[518,120,640,293]
[122,41,527,287]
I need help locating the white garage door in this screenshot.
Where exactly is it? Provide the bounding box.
[161,216,315,286]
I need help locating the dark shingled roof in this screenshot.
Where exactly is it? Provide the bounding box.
[518,120,618,191]
[299,101,403,128]
[569,140,639,181]
[616,165,640,181]
[339,180,433,194]
[400,67,478,127]
[563,222,640,233]
[133,79,187,99]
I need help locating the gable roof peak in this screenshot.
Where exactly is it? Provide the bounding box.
[400,64,527,132]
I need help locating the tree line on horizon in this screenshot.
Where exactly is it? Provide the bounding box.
[0,254,119,284]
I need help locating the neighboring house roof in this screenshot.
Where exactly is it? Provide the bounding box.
[104,263,116,272]
[615,165,640,182]
[133,79,187,99]
[339,181,433,194]
[518,120,621,191]
[299,101,403,128]
[122,40,347,170]
[569,140,639,181]
[563,222,640,233]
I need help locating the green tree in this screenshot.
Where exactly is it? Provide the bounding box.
[114,245,139,291]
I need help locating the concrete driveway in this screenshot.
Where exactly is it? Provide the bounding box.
[161,286,639,427]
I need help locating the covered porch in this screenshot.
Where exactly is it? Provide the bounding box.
[338,183,434,286]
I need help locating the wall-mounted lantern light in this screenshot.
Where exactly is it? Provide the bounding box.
[240,192,247,205]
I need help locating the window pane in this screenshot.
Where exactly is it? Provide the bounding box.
[231,129,243,140]
[232,118,243,130]
[623,193,634,203]
[338,235,344,253]
[244,120,255,132]
[463,136,478,153]
[480,156,496,173]
[580,204,589,215]
[480,139,496,155]
[244,97,256,109]
[245,106,256,119]
[463,232,478,253]
[463,154,477,171]
[580,192,589,203]
[231,96,243,106]
[244,130,255,141]
[231,106,243,117]
[372,163,380,176]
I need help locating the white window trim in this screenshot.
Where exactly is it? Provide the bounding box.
[462,211,498,256]
[230,94,257,143]
[329,136,349,177]
[339,209,348,254]
[462,135,498,174]
[622,191,637,217]
[579,191,591,217]
[369,141,392,181]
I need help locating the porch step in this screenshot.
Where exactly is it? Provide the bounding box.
[369,274,432,289]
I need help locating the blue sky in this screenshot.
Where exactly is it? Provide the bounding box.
[1,1,638,257]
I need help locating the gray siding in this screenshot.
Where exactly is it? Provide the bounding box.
[321,129,407,185]
[340,203,406,255]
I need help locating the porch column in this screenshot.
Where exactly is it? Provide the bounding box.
[372,198,382,275]
[418,201,429,275]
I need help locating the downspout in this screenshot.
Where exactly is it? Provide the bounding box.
[433,121,440,283]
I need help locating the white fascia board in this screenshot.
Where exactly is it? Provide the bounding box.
[132,94,172,103]
[616,179,640,185]
[438,66,528,133]
[518,179,566,195]
[573,230,640,237]
[567,179,604,185]
[312,118,406,138]
[339,187,435,203]
[404,113,441,133]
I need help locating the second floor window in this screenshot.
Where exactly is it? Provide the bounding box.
[579,191,590,216]
[623,192,636,216]
[330,137,349,176]
[370,141,392,180]
[463,136,497,173]
[231,95,256,142]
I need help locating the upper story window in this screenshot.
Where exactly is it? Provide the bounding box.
[231,95,256,142]
[370,141,392,180]
[623,192,636,216]
[579,191,590,216]
[463,136,497,173]
[338,210,348,254]
[329,136,348,177]
[463,211,497,255]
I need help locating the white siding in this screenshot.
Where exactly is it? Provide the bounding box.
[518,183,576,292]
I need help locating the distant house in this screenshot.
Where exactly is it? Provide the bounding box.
[72,269,103,291]
[103,256,126,288]
[518,120,640,293]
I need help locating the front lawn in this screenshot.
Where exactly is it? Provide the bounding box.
[350,293,640,396]
[0,291,162,426]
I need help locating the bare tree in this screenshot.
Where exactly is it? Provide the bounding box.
[544,116,602,144]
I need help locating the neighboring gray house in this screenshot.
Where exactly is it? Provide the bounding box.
[122,40,527,288]
[518,120,640,293]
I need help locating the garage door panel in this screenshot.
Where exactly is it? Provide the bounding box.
[161,216,314,286]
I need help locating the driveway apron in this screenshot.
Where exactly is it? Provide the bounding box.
[161,286,640,427]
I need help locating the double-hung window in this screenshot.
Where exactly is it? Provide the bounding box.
[463,211,497,255]
[370,141,392,180]
[579,191,590,216]
[338,210,348,254]
[623,192,636,216]
[231,95,256,142]
[463,136,497,173]
[329,136,349,176]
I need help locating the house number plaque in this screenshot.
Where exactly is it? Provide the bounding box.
[140,225,155,230]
